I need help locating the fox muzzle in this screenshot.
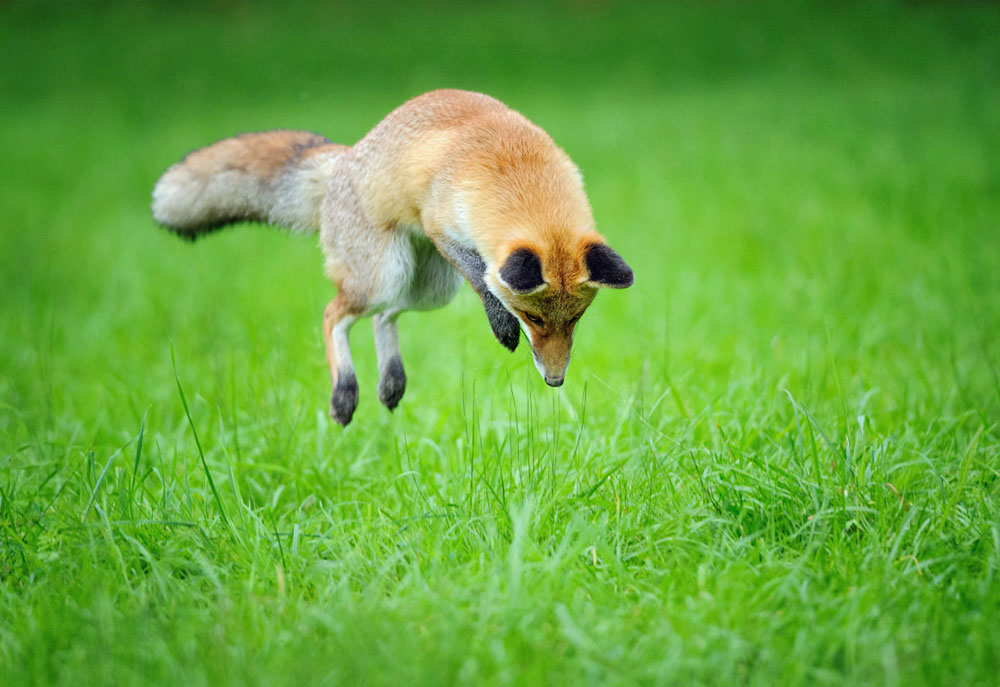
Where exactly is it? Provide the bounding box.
[532,347,569,387]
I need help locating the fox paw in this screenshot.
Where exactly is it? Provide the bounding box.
[378,357,406,411]
[482,292,520,352]
[330,371,359,426]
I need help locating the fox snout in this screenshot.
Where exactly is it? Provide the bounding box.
[530,336,572,387]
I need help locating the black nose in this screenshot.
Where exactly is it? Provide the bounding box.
[545,376,564,387]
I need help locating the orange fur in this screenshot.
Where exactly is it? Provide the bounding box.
[152,90,632,423]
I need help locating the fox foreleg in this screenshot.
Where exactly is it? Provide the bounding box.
[438,242,521,351]
[373,311,406,410]
[323,296,360,425]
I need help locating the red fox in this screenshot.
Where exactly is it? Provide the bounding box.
[152,89,633,425]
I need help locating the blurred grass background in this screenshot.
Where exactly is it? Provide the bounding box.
[2,1,999,685]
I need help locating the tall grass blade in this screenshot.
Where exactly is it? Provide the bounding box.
[171,346,231,530]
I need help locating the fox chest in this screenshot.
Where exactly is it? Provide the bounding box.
[376,229,462,312]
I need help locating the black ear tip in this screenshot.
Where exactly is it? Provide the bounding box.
[620,267,635,288]
[499,247,546,293]
[585,243,634,288]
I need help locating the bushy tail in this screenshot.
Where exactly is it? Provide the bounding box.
[152,130,346,240]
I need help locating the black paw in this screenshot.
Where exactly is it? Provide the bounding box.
[330,371,359,426]
[482,292,520,352]
[378,357,406,410]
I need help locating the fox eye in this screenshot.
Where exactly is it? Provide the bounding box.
[568,314,581,325]
[524,313,544,326]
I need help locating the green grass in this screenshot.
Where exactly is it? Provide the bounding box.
[2,1,1000,684]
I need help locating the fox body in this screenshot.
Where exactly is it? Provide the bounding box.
[153,89,633,425]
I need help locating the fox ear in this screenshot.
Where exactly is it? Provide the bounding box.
[584,243,634,288]
[498,248,547,294]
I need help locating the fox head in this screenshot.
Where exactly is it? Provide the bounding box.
[485,239,634,386]
[445,113,634,384]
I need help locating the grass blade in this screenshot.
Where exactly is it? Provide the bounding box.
[171,346,231,530]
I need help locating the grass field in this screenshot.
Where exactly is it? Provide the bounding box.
[2,1,1000,684]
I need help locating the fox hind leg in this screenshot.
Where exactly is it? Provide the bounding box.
[323,295,360,425]
[373,311,406,410]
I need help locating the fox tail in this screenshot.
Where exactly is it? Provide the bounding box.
[152,130,345,240]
